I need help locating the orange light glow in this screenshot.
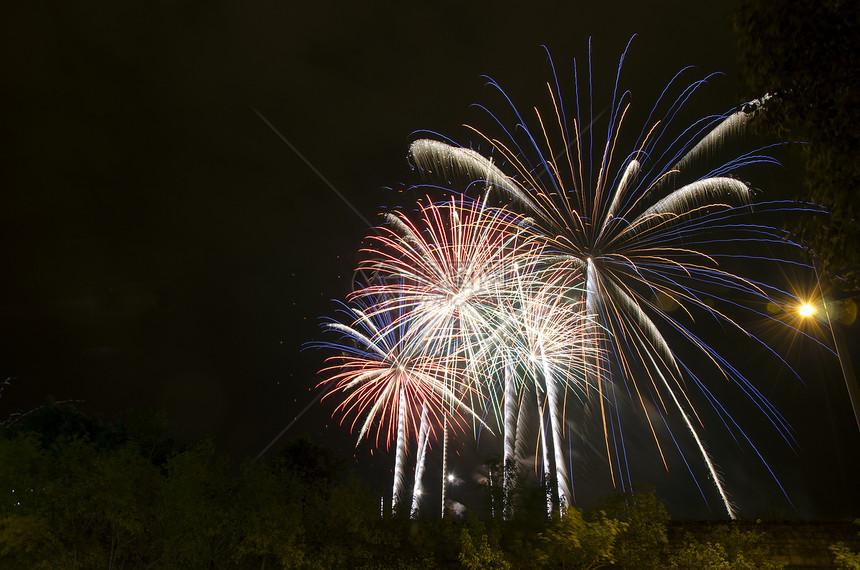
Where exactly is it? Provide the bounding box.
[799,303,816,318]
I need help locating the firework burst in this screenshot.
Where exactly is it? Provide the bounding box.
[408,39,812,518]
[314,294,483,513]
[352,194,544,514]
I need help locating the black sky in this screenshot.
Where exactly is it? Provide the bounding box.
[1,0,858,519]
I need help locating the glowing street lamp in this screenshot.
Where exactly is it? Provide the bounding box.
[798,303,816,318]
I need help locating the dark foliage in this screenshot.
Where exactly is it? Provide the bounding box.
[0,401,797,568]
[734,0,860,291]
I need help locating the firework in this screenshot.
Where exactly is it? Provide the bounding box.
[314,294,483,513]
[353,194,544,514]
[470,268,604,512]
[408,40,811,518]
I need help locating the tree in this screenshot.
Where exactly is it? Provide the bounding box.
[0,514,59,569]
[231,460,307,568]
[733,0,860,291]
[458,520,511,570]
[668,525,786,570]
[155,439,235,568]
[536,508,628,569]
[831,518,860,569]
[0,431,161,568]
[300,474,381,569]
[4,398,178,463]
[597,484,669,569]
[4,397,106,447]
[0,433,60,568]
[276,434,343,490]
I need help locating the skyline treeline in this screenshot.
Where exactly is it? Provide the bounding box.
[0,399,846,568]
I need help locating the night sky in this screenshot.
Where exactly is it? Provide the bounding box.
[2,1,858,519]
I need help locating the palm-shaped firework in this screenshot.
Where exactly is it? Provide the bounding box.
[408,41,810,518]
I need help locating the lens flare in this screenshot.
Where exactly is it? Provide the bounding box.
[799,303,816,318]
